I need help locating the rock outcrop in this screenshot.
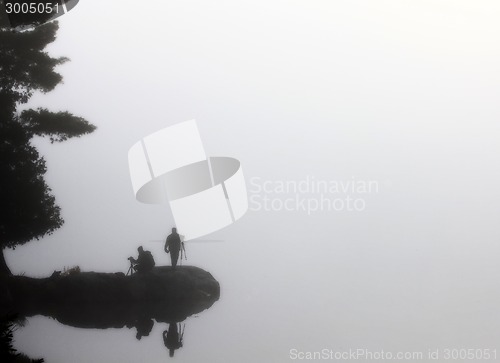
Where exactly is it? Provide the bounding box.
[2,266,219,328]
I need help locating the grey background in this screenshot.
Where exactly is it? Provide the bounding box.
[10,1,500,362]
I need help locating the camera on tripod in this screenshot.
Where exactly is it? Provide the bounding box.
[126,256,135,275]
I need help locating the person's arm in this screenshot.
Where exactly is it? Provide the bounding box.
[165,237,170,253]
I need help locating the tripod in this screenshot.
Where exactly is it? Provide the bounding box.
[127,260,135,276]
[179,242,187,266]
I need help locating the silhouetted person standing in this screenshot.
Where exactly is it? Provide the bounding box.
[165,227,181,268]
[163,323,183,358]
[129,246,155,273]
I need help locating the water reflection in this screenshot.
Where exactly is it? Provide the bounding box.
[12,281,219,359]
[163,323,184,357]
[132,317,154,340]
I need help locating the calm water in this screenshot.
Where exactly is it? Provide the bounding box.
[12,211,500,363]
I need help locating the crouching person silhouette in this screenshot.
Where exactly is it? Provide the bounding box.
[129,246,155,273]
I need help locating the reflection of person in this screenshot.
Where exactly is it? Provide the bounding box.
[135,318,154,340]
[163,323,183,357]
[129,246,155,273]
[164,228,181,268]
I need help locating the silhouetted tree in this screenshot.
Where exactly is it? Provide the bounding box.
[0,314,44,362]
[0,21,95,275]
[0,314,18,361]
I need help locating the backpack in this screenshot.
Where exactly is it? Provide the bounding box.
[143,251,155,269]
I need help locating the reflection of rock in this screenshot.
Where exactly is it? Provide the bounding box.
[4,266,219,329]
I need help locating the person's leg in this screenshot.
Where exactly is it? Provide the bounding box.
[171,250,179,268]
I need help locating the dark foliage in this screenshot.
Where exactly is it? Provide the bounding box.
[0,20,95,275]
[0,314,18,361]
[0,119,63,249]
[21,108,95,143]
[0,314,44,362]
